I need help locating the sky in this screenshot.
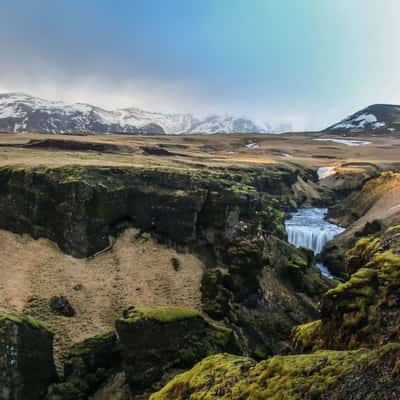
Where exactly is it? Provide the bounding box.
[1,0,400,131]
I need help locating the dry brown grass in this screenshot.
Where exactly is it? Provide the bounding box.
[0,131,399,170]
[0,228,204,360]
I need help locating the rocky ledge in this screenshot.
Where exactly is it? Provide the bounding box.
[116,306,237,393]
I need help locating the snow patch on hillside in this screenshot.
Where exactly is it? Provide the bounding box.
[329,112,386,131]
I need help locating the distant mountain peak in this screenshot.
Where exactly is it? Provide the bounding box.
[326,104,400,133]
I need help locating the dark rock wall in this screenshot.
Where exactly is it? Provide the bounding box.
[0,314,56,400]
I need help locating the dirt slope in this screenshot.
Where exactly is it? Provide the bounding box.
[0,228,204,360]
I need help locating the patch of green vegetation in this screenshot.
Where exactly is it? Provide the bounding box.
[292,320,322,353]
[119,306,201,324]
[308,224,400,349]
[67,332,115,358]
[0,311,47,331]
[229,183,257,194]
[151,346,379,400]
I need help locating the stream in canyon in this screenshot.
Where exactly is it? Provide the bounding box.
[285,208,345,278]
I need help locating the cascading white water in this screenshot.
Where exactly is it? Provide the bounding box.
[285,208,345,277]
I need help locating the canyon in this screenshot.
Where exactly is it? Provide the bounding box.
[0,131,398,399]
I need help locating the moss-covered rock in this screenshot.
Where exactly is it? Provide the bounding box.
[292,320,323,353]
[0,312,56,400]
[151,343,400,400]
[294,225,400,351]
[115,306,237,393]
[46,332,119,400]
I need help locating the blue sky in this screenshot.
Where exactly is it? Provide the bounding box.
[1,0,400,130]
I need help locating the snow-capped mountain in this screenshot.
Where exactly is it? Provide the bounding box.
[0,93,273,134]
[326,104,400,133]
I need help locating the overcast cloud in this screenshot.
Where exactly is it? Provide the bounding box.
[1,0,400,131]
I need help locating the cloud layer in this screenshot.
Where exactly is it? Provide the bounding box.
[1,0,400,131]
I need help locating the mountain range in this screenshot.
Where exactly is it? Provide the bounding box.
[1,93,399,135]
[0,93,278,135]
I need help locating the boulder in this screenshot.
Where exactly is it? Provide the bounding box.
[115,306,237,393]
[0,312,56,400]
[49,296,75,318]
[46,332,119,400]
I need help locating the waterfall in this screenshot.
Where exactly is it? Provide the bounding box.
[285,208,344,254]
[285,208,345,277]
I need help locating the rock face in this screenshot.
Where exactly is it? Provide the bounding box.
[116,306,237,393]
[47,332,119,400]
[0,313,56,400]
[0,163,308,258]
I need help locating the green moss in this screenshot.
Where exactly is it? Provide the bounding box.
[151,346,380,400]
[292,320,322,352]
[68,332,115,358]
[229,183,257,194]
[312,224,400,349]
[0,312,47,331]
[326,268,378,298]
[119,306,201,324]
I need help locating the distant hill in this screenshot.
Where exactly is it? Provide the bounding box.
[326,104,400,133]
[0,93,275,135]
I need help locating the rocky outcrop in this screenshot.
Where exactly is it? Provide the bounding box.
[293,224,400,353]
[116,306,237,393]
[150,343,400,400]
[0,312,56,400]
[46,332,119,400]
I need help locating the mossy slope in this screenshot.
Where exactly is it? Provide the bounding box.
[294,225,400,351]
[151,344,400,400]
